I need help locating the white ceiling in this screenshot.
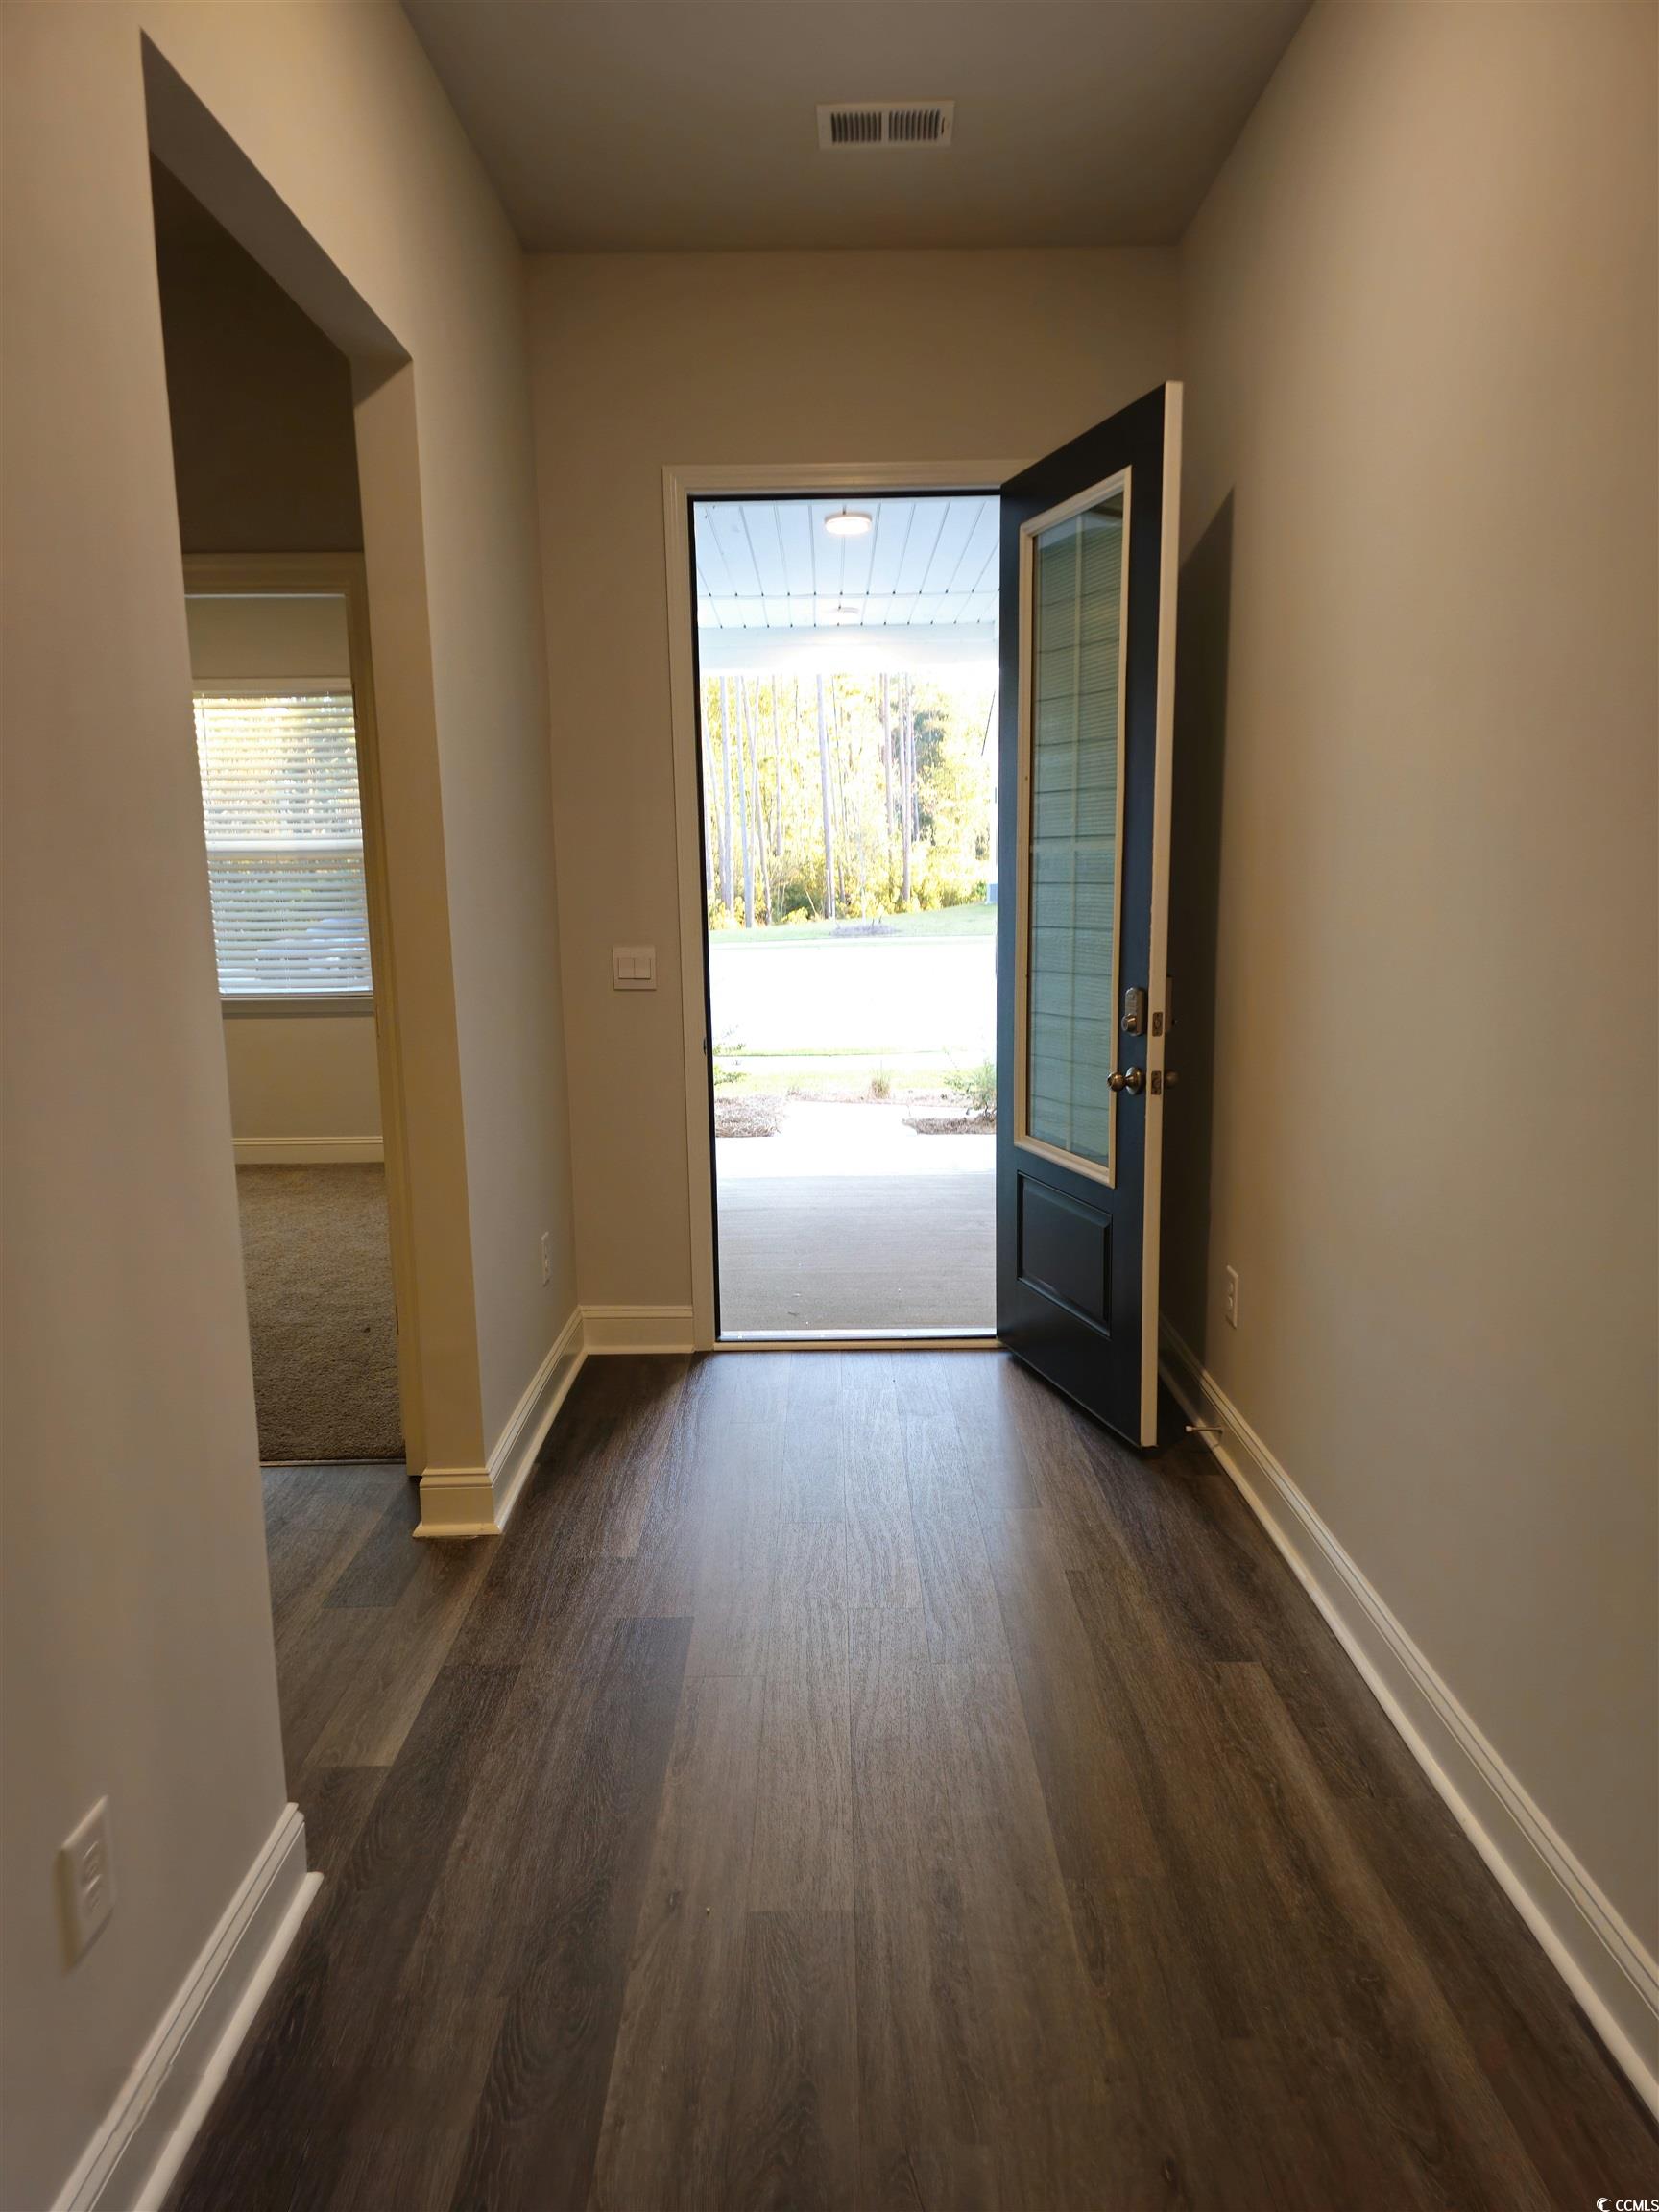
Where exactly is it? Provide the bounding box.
[696,495,999,673]
[402,2,1309,252]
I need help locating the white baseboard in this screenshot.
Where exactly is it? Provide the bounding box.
[582,1303,696,1354]
[54,1804,318,2212]
[232,1137,383,1166]
[416,1305,586,1538]
[1159,1319,1659,2118]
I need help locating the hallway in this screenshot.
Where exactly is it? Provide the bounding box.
[173,1353,1654,2211]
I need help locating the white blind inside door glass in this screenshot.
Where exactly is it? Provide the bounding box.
[1026,498,1124,1173]
[192,688,373,998]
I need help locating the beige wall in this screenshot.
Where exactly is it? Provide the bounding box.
[222,1017,382,1153]
[155,159,363,555]
[1168,0,1657,1953]
[529,248,1181,1307]
[1,7,573,2206]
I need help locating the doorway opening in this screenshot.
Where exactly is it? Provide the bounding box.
[153,161,407,1470]
[692,493,1000,1338]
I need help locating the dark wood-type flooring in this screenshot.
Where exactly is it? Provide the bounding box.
[173,1352,1657,2211]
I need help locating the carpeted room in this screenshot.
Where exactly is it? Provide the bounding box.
[234,1162,401,1463]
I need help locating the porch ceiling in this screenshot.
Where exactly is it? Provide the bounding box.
[694,494,998,674]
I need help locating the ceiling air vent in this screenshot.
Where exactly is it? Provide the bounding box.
[817,101,954,152]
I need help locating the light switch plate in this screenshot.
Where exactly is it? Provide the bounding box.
[613,944,657,991]
[59,1796,114,1963]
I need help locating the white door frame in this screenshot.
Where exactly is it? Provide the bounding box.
[661,459,1028,1350]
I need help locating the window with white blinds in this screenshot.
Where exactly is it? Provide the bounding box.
[191,685,373,1001]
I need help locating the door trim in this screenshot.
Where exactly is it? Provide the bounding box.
[661,459,1028,1350]
[1139,383,1183,1439]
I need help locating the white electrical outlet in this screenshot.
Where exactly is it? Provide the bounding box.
[59,1797,114,1963]
[540,1231,552,1286]
[1223,1265,1239,1330]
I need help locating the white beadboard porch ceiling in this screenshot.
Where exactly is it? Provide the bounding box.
[401,2,1310,252]
[694,496,998,675]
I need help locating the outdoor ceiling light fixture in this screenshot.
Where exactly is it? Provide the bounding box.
[824,508,874,538]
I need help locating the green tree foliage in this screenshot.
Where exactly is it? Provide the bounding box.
[702,668,996,928]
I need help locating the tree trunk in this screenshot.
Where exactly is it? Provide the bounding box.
[738,677,766,926]
[719,676,734,920]
[733,673,754,926]
[833,677,866,918]
[790,680,802,861]
[880,671,893,884]
[829,678,849,912]
[705,683,721,906]
[773,677,784,857]
[900,674,913,905]
[815,674,836,921]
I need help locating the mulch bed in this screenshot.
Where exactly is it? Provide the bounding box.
[903,1094,996,1136]
[714,1094,784,1138]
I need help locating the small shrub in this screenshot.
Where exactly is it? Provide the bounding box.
[870,1065,892,1101]
[711,1025,745,1090]
[944,1057,997,1119]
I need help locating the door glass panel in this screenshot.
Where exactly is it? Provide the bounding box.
[1024,483,1126,1176]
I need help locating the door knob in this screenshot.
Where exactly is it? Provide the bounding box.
[1107,1067,1144,1095]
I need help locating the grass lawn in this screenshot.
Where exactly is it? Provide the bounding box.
[707,901,997,950]
[707,902,996,1078]
[714,1048,987,1098]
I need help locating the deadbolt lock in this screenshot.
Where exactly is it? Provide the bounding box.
[1121,985,1147,1035]
[1107,1067,1144,1095]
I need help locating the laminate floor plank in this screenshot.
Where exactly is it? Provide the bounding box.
[323,1476,422,1609]
[931,1659,1157,2210]
[1211,1664,1555,2212]
[445,1614,691,2212]
[174,1351,1654,2212]
[169,1661,521,2212]
[751,1657,854,1915]
[848,1605,999,2212]
[307,1536,493,1770]
[910,1497,1013,1669]
[1339,1761,1659,2200]
[552,1353,687,1562]
[592,1669,767,2210]
[841,1372,923,1613]
[685,1421,786,1678]
[944,1353,1047,1513]
[297,1765,390,1881]
[261,1464,394,1627]
[719,1911,859,2212]
[979,1504,1161,1885]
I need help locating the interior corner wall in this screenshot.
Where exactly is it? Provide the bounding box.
[528,247,1181,1310]
[1166,0,1658,1960]
[154,170,364,557]
[0,5,575,2204]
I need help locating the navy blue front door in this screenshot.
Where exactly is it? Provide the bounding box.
[995,385,1183,1447]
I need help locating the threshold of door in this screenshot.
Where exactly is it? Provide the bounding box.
[718,1330,998,1353]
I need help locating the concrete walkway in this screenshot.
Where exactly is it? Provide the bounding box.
[716,1101,994,1334]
